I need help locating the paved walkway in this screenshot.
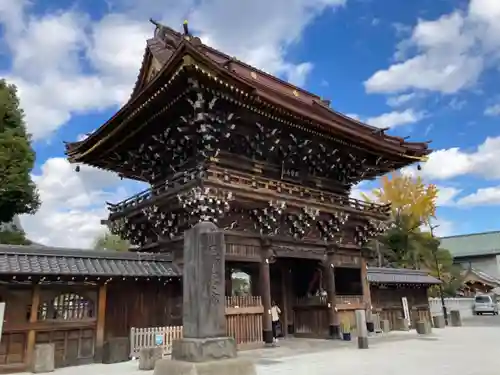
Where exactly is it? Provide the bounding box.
[21,327,500,375]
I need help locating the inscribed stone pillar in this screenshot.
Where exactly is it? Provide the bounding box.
[155,221,257,375]
[182,222,226,338]
[325,252,340,339]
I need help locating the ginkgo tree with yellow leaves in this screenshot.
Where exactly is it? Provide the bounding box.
[363,172,439,230]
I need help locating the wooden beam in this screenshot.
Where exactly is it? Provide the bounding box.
[259,241,273,344]
[94,283,108,362]
[25,284,40,370]
[325,253,340,338]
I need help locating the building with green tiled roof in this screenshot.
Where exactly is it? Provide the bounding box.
[440,231,500,279]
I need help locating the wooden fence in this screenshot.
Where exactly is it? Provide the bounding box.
[130,296,263,358]
[130,326,183,358]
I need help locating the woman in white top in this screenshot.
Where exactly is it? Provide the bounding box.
[270,301,281,342]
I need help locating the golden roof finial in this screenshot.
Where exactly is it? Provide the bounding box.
[183,20,189,36]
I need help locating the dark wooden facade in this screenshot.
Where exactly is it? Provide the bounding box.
[0,246,179,373]
[64,21,431,345]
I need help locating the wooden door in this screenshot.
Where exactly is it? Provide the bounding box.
[0,332,27,366]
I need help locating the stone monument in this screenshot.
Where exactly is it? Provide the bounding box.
[154,222,256,375]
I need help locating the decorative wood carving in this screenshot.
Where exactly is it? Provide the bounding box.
[353,219,389,247]
[107,184,389,246]
[248,200,286,236]
[177,186,234,225]
[316,211,349,242]
[285,207,319,239]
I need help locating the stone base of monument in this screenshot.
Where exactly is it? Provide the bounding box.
[154,356,256,375]
[154,337,256,375]
[171,337,237,362]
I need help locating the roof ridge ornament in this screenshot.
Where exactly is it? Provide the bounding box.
[183,20,191,40]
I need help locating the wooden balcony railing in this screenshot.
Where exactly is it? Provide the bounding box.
[294,294,364,307]
[225,296,262,308]
[106,168,391,217]
[337,295,363,305]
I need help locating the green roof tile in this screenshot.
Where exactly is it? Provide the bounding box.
[440,231,500,258]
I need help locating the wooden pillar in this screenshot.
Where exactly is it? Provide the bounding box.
[94,283,108,362]
[325,251,340,339]
[361,257,371,309]
[285,264,294,334]
[225,264,233,297]
[25,284,40,369]
[259,239,273,345]
[280,262,289,337]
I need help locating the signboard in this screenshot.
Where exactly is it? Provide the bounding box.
[0,303,5,344]
[332,254,361,268]
[155,334,164,346]
[401,297,410,324]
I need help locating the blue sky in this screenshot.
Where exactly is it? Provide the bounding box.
[1,0,499,247]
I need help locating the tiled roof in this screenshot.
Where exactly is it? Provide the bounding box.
[466,267,500,287]
[0,245,180,278]
[440,231,500,258]
[367,267,441,285]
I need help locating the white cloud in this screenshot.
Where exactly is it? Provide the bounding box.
[0,0,346,140]
[406,136,500,180]
[365,109,424,129]
[19,158,145,248]
[448,98,467,111]
[484,103,500,116]
[364,0,500,94]
[436,186,462,206]
[456,186,500,206]
[386,93,416,107]
[422,218,456,237]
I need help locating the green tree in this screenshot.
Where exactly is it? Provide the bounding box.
[0,229,31,245]
[93,232,130,252]
[376,214,436,269]
[0,79,40,224]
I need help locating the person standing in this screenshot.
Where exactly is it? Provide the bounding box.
[271,301,281,343]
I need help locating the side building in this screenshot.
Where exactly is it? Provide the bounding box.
[440,231,500,294]
[64,21,431,346]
